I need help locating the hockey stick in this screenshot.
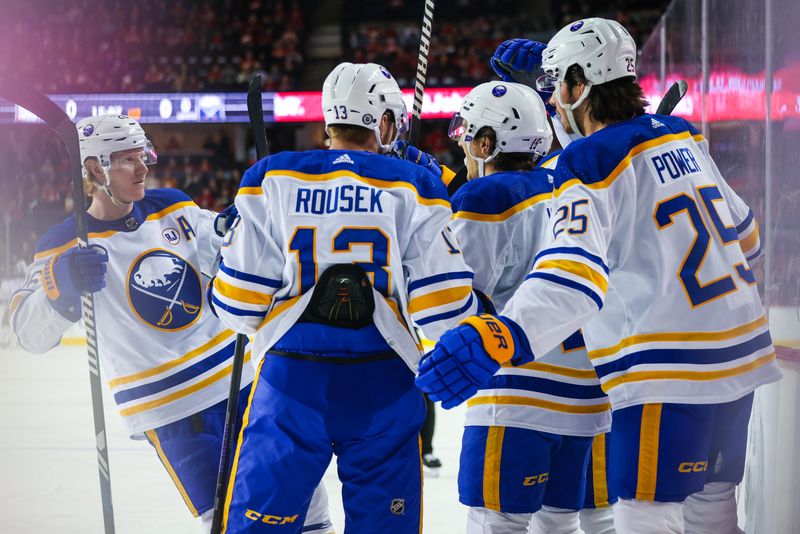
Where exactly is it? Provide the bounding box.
[210,74,267,534]
[408,0,436,145]
[656,79,688,115]
[0,80,116,532]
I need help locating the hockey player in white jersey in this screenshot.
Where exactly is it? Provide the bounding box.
[441,80,611,534]
[209,62,481,533]
[417,17,780,534]
[8,114,332,533]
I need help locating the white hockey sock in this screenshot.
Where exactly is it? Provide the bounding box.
[683,482,743,534]
[466,506,531,534]
[304,482,335,533]
[199,509,214,534]
[579,505,617,534]
[613,498,684,534]
[529,505,581,534]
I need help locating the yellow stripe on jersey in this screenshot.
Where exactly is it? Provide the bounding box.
[588,315,768,360]
[262,169,451,208]
[119,350,252,417]
[591,434,610,507]
[601,351,776,392]
[238,186,263,196]
[145,430,199,517]
[536,259,608,294]
[554,131,706,198]
[223,356,265,533]
[508,361,600,380]
[34,201,196,260]
[109,329,236,388]
[635,404,662,500]
[213,277,273,306]
[407,285,472,314]
[739,220,760,252]
[539,153,559,169]
[452,191,552,222]
[483,427,505,512]
[467,395,611,414]
[257,296,304,328]
[8,292,26,317]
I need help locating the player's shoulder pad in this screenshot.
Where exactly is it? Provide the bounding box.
[243,150,449,204]
[34,216,78,256]
[142,188,194,211]
[451,169,553,216]
[554,114,700,190]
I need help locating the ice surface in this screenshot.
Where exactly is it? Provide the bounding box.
[0,344,468,533]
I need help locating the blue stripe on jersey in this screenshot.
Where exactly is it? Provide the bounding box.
[34,188,194,254]
[746,246,762,262]
[113,339,236,404]
[593,331,773,379]
[415,293,475,325]
[449,169,553,215]
[219,261,281,288]
[736,208,754,234]
[239,149,450,203]
[407,270,474,293]
[484,374,606,400]
[534,247,610,274]
[302,522,334,533]
[552,114,701,190]
[210,293,268,317]
[562,330,587,351]
[526,272,604,310]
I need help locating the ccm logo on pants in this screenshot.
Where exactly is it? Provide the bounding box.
[678,461,708,473]
[245,509,299,524]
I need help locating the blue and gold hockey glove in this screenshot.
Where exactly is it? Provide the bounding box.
[214,204,239,237]
[490,39,554,112]
[391,140,443,181]
[42,245,108,320]
[415,314,533,409]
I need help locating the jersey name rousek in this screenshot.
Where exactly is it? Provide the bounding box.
[649,145,702,185]
[292,184,386,216]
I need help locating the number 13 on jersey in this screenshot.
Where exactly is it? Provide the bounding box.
[289,226,391,295]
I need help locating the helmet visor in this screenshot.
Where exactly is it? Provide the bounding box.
[448,113,467,141]
[108,140,158,169]
[536,74,559,92]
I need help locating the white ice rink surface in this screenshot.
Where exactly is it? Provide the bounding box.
[0,344,469,533]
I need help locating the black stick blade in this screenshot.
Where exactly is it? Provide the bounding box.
[656,79,688,116]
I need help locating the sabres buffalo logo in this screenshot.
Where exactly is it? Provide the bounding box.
[127,249,202,331]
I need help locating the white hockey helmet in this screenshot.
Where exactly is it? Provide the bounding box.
[536,18,637,137]
[321,62,408,151]
[448,81,552,177]
[76,114,156,199]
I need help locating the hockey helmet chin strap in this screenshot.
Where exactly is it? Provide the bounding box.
[554,81,592,139]
[465,141,501,179]
[87,166,130,208]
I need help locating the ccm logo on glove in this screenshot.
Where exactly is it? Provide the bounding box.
[460,314,515,364]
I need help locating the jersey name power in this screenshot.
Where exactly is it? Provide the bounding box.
[10,189,254,435]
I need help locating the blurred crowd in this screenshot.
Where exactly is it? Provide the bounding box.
[1,0,309,93]
[342,0,669,87]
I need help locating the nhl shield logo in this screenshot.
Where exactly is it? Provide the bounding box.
[390,498,405,516]
[127,249,202,331]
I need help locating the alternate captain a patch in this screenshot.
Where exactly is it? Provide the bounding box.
[127,249,202,331]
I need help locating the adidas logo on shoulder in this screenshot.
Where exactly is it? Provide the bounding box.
[332,154,355,165]
[651,117,666,129]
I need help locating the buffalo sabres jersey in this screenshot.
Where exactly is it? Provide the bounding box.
[450,168,610,436]
[10,189,253,435]
[210,150,478,371]
[503,114,780,410]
